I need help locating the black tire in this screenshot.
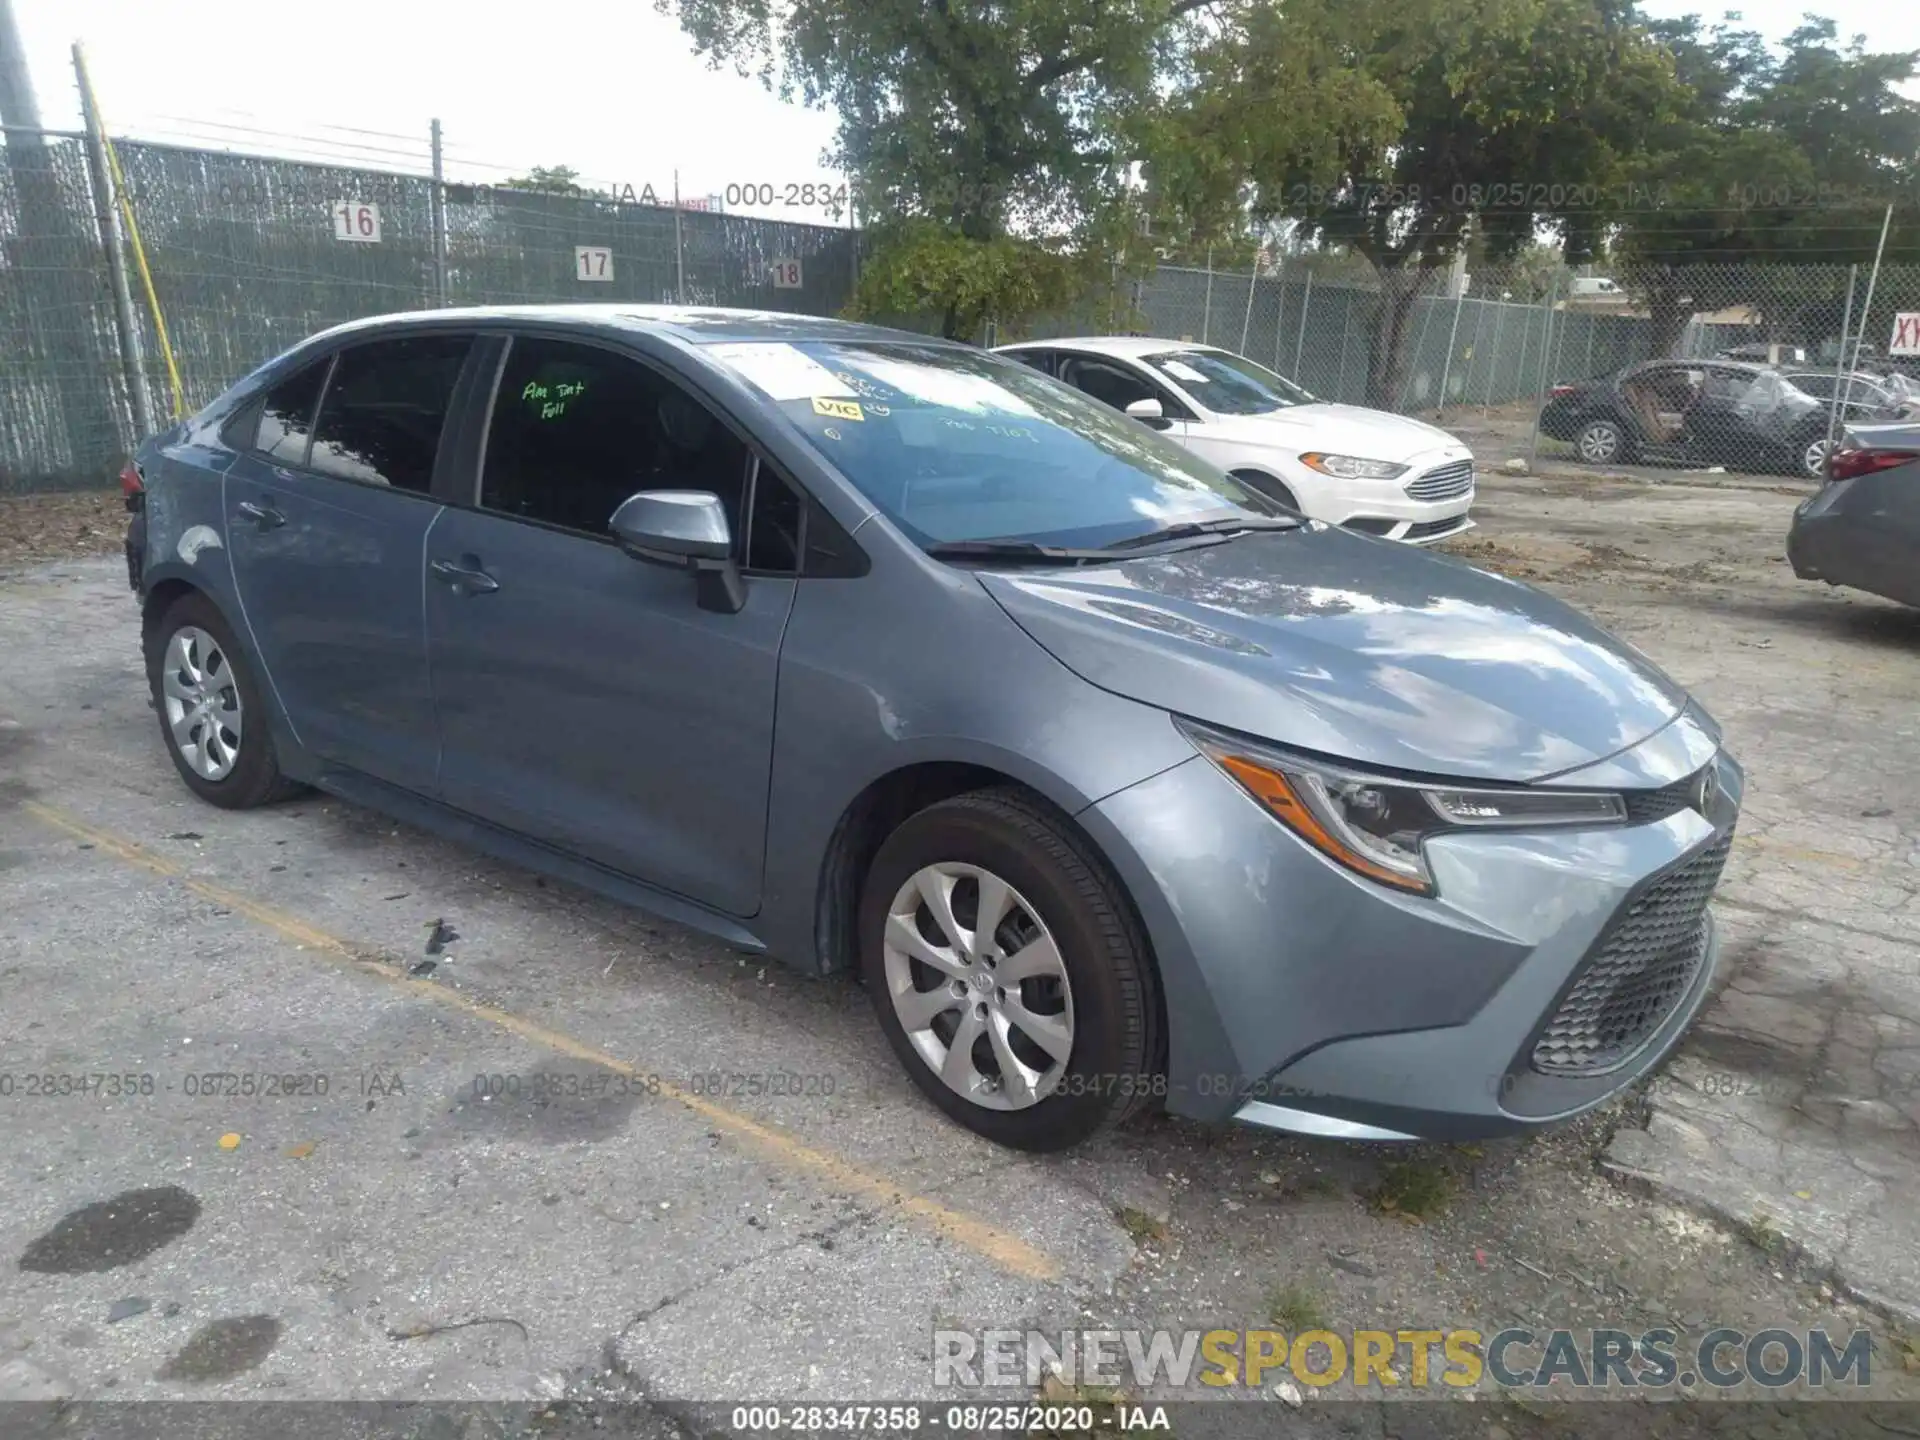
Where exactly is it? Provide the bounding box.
[858,788,1162,1152]
[144,591,301,809]
[1231,469,1300,513]
[1574,416,1632,466]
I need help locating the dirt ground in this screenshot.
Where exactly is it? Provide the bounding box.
[0,491,129,570]
[2,475,1918,1437]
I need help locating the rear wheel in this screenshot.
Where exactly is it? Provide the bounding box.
[145,592,300,809]
[1574,416,1629,465]
[858,788,1161,1151]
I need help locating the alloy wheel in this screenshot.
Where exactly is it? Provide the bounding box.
[881,862,1075,1111]
[1801,436,1831,479]
[160,626,244,781]
[1577,422,1621,463]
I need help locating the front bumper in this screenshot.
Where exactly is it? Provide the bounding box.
[1279,445,1476,540]
[1080,708,1742,1139]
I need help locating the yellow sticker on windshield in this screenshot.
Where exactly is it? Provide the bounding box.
[812,396,865,422]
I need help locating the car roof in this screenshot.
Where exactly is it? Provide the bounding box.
[996,335,1215,359]
[308,304,948,349]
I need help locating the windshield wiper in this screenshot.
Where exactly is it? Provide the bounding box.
[1102,514,1302,551]
[924,539,1121,565]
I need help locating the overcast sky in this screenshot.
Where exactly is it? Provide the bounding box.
[10,0,1917,224]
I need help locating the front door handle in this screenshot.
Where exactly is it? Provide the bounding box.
[430,557,500,596]
[236,500,285,530]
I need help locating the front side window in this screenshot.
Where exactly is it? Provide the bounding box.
[481,337,756,547]
[254,359,328,465]
[1141,349,1315,415]
[308,335,471,492]
[1060,357,1161,414]
[704,339,1282,550]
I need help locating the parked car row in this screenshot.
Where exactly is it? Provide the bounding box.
[125,304,1740,1152]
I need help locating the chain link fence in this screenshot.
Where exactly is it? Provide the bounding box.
[5,120,1916,494]
[1,129,861,493]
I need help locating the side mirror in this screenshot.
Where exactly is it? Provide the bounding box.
[609,490,745,613]
[1125,397,1171,430]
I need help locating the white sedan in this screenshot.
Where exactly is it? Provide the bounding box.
[996,336,1476,543]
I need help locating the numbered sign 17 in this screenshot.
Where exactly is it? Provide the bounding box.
[770,258,803,289]
[332,201,381,243]
[575,246,614,282]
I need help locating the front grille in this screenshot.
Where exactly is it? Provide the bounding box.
[1530,832,1733,1077]
[1621,767,1705,824]
[1406,459,1475,502]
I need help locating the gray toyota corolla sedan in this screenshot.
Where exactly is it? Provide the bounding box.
[125,305,1742,1151]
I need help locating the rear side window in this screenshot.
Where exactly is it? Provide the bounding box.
[307,335,471,492]
[254,359,328,465]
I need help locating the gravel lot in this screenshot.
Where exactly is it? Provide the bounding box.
[2,474,1916,1435]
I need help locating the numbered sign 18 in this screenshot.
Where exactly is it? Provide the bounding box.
[332,201,381,243]
[575,246,614,282]
[770,258,803,289]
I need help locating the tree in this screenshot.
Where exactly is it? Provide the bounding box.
[501,165,590,196]
[1162,0,1684,405]
[1610,17,1920,355]
[657,0,1246,337]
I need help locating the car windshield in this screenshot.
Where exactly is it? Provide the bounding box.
[705,338,1285,549]
[1139,349,1315,415]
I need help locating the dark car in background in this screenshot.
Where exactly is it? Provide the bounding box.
[1540,359,1902,479]
[1787,422,1920,609]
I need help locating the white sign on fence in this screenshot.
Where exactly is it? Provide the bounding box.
[575,246,614,282]
[1891,313,1920,356]
[332,201,381,243]
[770,258,803,289]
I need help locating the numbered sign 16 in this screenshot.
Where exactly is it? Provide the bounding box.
[575,246,614,282]
[770,258,803,289]
[332,201,381,243]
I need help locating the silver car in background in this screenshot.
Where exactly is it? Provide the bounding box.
[126,305,1741,1151]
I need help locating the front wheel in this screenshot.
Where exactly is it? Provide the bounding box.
[1231,470,1301,514]
[858,789,1162,1151]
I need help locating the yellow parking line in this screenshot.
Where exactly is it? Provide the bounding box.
[24,799,1061,1283]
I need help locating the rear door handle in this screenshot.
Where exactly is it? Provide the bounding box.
[236,500,285,530]
[430,557,500,595]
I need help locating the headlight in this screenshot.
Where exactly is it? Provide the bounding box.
[1299,452,1410,481]
[1180,721,1627,895]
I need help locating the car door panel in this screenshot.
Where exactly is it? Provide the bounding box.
[423,334,795,917]
[425,511,793,914]
[224,337,473,794]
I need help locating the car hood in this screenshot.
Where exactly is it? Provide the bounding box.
[979,526,1687,782]
[1204,403,1469,461]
